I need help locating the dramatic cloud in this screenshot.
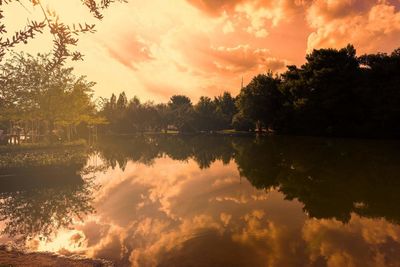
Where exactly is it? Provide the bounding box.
[210,45,286,73]
[186,0,245,16]
[174,40,287,75]
[186,0,306,39]
[306,0,400,53]
[6,0,400,101]
[105,35,154,70]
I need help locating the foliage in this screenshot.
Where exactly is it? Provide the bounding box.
[232,112,255,131]
[168,95,195,132]
[0,139,86,153]
[214,92,237,129]
[0,53,104,142]
[3,44,397,139]
[0,146,88,168]
[100,92,238,134]
[280,45,361,135]
[269,44,400,137]
[236,73,283,131]
[99,45,400,138]
[193,96,219,131]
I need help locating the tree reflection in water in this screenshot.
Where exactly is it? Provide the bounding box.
[234,137,400,223]
[96,135,235,170]
[0,165,97,243]
[96,135,400,224]
[0,136,399,266]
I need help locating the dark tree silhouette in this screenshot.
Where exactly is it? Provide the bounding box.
[236,73,283,132]
[95,45,400,138]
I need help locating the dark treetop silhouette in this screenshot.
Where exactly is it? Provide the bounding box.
[1,45,399,142]
[99,45,400,138]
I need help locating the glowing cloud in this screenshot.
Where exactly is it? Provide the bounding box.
[5,0,400,101]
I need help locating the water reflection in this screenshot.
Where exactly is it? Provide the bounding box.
[97,135,235,170]
[0,159,97,244]
[1,135,400,266]
[97,135,400,223]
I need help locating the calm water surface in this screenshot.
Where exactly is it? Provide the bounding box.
[1,136,400,267]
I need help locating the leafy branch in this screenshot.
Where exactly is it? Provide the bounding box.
[0,11,46,60]
[0,0,127,69]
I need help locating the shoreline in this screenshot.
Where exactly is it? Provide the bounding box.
[0,139,87,153]
[0,245,113,267]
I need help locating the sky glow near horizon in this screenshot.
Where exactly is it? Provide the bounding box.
[5,0,400,102]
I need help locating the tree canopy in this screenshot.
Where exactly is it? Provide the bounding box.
[2,44,399,140]
[98,45,400,138]
[0,52,104,142]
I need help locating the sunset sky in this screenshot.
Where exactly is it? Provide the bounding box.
[5,0,400,102]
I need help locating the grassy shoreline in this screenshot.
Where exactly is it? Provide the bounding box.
[0,140,89,169]
[100,130,400,141]
[101,130,258,137]
[0,139,87,153]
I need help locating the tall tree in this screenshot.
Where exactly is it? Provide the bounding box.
[117,92,128,110]
[214,92,237,129]
[357,48,400,136]
[281,45,361,135]
[194,96,218,131]
[168,95,194,132]
[236,73,283,132]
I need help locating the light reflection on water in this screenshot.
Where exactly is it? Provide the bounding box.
[1,136,400,267]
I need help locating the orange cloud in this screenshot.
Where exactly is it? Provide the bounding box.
[105,35,154,70]
[6,0,400,101]
[306,0,400,53]
[210,45,287,73]
[186,0,306,40]
[169,30,288,77]
[186,0,246,16]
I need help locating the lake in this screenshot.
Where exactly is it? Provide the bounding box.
[1,135,400,267]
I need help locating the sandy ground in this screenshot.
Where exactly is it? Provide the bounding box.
[0,246,114,267]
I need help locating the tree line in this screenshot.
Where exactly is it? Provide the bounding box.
[100,44,400,138]
[100,92,237,133]
[1,44,399,143]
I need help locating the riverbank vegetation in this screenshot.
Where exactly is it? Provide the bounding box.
[0,146,88,168]
[99,45,400,138]
[0,139,88,170]
[0,53,105,145]
[1,45,399,142]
